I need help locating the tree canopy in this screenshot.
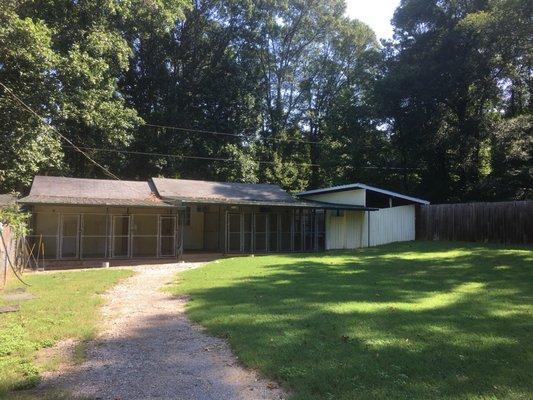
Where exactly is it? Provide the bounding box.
[1,0,531,202]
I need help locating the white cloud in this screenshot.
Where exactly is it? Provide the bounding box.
[344,0,401,39]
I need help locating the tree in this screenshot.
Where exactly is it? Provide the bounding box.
[121,0,263,182]
[484,115,533,200]
[301,17,382,188]
[0,4,62,192]
[374,0,532,202]
[0,0,188,191]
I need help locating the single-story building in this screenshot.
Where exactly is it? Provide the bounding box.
[18,176,428,262]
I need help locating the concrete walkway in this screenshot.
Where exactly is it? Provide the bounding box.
[39,263,286,400]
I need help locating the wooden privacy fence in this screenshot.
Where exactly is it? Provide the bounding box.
[416,201,533,244]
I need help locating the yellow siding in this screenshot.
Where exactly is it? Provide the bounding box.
[306,189,366,206]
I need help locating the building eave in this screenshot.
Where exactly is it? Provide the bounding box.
[165,197,377,211]
[297,183,430,205]
[17,196,178,209]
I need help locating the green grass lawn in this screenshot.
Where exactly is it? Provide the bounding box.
[0,268,133,397]
[170,241,533,400]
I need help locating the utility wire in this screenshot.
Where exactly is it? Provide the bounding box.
[1,81,319,169]
[0,82,154,198]
[63,145,321,167]
[0,81,121,181]
[64,145,420,171]
[2,81,419,172]
[142,123,323,145]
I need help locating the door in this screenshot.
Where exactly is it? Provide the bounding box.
[242,213,253,252]
[204,212,219,251]
[227,213,241,252]
[159,216,176,257]
[254,213,267,252]
[60,214,80,259]
[268,213,279,252]
[112,215,130,258]
[303,210,315,251]
[293,210,303,251]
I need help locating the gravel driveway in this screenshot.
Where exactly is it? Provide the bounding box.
[39,262,286,400]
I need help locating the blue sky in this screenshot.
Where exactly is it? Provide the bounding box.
[345,0,401,39]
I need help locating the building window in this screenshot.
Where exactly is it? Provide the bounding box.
[184,206,191,226]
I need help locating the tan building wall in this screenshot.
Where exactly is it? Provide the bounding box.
[184,207,204,250]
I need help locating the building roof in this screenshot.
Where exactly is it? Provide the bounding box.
[18,176,172,208]
[152,177,297,204]
[297,183,430,205]
[0,194,17,208]
[17,176,378,211]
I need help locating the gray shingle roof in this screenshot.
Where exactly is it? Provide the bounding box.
[18,176,171,208]
[152,177,296,203]
[18,195,174,208]
[17,176,376,211]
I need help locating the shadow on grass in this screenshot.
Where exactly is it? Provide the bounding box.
[175,241,533,400]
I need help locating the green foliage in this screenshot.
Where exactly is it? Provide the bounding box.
[0,203,30,238]
[374,0,532,201]
[0,0,188,191]
[0,6,63,192]
[484,114,533,199]
[0,268,133,395]
[170,241,533,399]
[1,0,530,201]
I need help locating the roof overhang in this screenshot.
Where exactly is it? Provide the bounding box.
[18,196,179,209]
[298,183,429,205]
[164,197,377,211]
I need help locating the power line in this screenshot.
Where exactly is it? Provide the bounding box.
[2,81,419,173]
[1,81,319,169]
[0,81,121,181]
[142,123,323,145]
[0,83,160,199]
[63,145,321,167]
[64,145,421,171]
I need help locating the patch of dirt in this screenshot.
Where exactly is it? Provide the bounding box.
[38,263,287,400]
[36,338,79,371]
[2,292,37,301]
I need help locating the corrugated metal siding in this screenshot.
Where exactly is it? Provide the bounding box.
[326,210,365,249]
[326,205,415,249]
[367,205,415,246]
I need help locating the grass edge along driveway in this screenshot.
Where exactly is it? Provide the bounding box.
[0,268,133,397]
[169,241,532,400]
